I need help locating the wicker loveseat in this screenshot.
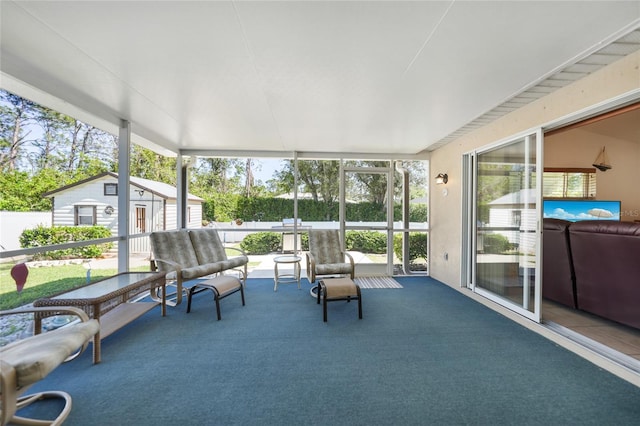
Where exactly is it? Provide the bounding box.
[150,228,248,305]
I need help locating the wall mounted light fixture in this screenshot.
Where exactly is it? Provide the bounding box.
[135,189,145,197]
[435,173,448,184]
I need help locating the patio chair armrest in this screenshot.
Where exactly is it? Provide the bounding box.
[225,246,248,257]
[306,252,317,282]
[151,257,184,283]
[344,252,355,279]
[150,258,185,304]
[151,258,184,275]
[0,306,99,362]
[0,306,91,323]
[344,252,354,265]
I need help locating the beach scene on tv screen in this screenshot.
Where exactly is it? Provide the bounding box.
[543,200,621,221]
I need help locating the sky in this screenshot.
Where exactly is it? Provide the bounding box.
[252,158,283,183]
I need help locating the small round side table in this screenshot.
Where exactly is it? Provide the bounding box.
[273,255,301,291]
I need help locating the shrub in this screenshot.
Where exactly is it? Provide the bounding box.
[482,233,511,254]
[345,230,386,254]
[212,196,427,223]
[393,233,428,263]
[239,232,282,254]
[19,225,113,260]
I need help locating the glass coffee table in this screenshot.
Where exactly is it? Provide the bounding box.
[33,271,166,364]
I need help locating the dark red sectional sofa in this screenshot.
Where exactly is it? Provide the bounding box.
[543,219,640,330]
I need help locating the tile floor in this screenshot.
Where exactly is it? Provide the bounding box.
[542,299,640,365]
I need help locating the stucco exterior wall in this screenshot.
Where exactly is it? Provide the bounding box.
[429,50,640,288]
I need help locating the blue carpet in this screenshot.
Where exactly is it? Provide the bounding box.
[23,276,640,425]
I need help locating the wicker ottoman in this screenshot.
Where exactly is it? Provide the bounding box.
[318,278,362,322]
[186,275,245,320]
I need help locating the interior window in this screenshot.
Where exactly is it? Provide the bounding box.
[543,168,596,198]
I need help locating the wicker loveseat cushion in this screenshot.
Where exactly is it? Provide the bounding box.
[189,228,248,272]
[189,228,228,263]
[150,229,219,280]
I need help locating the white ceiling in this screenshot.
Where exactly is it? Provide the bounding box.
[1,1,639,159]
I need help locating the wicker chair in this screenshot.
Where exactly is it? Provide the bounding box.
[0,306,99,426]
[306,229,355,284]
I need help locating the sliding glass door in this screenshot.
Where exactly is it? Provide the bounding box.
[464,130,543,322]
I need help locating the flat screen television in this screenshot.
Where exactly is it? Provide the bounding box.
[543,199,621,222]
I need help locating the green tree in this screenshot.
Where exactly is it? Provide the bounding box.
[0,91,39,172]
[476,164,518,223]
[349,160,427,205]
[0,169,61,211]
[398,160,427,200]
[2,90,118,176]
[349,160,390,204]
[1,89,120,210]
[190,157,245,195]
[272,160,340,220]
[274,160,340,203]
[129,144,176,183]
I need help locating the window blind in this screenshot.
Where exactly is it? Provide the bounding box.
[543,168,596,198]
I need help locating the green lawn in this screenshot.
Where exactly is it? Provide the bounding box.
[0,263,147,310]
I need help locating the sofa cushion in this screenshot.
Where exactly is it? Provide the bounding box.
[181,262,224,280]
[570,220,640,236]
[189,228,248,270]
[221,257,249,270]
[309,230,345,264]
[542,218,576,308]
[316,263,353,276]
[569,220,640,329]
[188,228,228,264]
